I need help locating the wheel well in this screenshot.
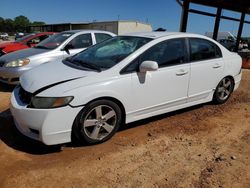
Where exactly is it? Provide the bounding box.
[71,97,126,142]
[87,97,126,125]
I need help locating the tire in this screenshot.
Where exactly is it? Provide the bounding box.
[73,99,122,144]
[213,77,234,104]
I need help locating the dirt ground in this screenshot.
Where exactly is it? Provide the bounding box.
[0,69,249,188]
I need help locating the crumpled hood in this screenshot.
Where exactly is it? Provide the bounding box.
[0,47,49,63]
[20,60,96,93]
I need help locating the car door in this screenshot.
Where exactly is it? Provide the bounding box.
[63,33,93,58]
[187,38,224,102]
[123,38,190,120]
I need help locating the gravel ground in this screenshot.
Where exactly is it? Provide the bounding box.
[0,67,249,187]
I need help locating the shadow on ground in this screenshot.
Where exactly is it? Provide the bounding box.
[0,83,15,92]
[0,102,207,155]
[0,109,62,155]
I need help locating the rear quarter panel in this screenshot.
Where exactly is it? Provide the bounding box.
[223,52,242,78]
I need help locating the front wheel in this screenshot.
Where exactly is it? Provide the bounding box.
[73,100,122,144]
[213,77,234,104]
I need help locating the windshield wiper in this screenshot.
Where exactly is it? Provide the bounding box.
[72,59,102,72]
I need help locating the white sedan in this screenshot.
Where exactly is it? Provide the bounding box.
[0,30,115,84]
[10,32,242,145]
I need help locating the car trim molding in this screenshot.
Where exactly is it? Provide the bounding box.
[33,77,84,96]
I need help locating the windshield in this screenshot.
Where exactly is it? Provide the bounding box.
[15,34,35,42]
[35,32,73,49]
[66,36,152,70]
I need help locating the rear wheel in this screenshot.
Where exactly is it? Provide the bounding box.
[213,77,234,104]
[73,100,122,144]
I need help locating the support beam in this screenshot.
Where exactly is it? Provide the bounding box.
[180,0,190,32]
[189,9,216,17]
[188,8,250,24]
[235,12,246,52]
[213,7,222,40]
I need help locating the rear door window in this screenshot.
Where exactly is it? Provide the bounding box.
[189,38,222,62]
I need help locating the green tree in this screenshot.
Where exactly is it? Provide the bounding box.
[14,15,30,32]
[0,17,4,32]
[4,18,14,33]
[31,21,46,26]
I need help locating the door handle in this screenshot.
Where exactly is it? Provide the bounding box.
[213,63,222,68]
[176,69,188,76]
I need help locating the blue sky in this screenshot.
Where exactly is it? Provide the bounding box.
[1,0,249,36]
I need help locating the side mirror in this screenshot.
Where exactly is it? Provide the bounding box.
[139,61,158,73]
[64,44,74,54]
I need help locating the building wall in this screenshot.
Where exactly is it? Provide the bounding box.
[29,21,152,34]
[72,24,89,30]
[90,22,118,34]
[118,21,152,35]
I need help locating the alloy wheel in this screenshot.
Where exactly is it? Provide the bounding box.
[217,77,233,101]
[82,105,117,140]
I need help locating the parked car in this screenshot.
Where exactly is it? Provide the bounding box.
[0,30,115,84]
[0,33,9,40]
[15,32,25,40]
[0,32,55,57]
[10,32,242,145]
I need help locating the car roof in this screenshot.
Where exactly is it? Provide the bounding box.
[61,30,115,34]
[122,31,207,39]
[34,32,56,35]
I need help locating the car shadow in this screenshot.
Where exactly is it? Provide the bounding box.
[0,82,15,92]
[0,103,208,155]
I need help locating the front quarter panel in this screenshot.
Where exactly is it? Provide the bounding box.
[37,74,133,119]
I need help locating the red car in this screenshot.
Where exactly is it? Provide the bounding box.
[0,32,55,56]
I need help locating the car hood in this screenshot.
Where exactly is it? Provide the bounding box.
[0,47,49,63]
[0,42,16,48]
[20,60,97,93]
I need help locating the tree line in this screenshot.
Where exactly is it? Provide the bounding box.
[0,15,45,34]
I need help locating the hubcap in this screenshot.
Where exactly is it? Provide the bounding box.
[217,78,232,101]
[82,105,117,140]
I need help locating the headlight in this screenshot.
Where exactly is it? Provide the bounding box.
[4,58,30,68]
[30,96,74,109]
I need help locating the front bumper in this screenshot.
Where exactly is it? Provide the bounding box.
[10,87,82,145]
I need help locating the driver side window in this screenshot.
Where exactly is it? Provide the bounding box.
[141,38,187,67]
[68,34,93,49]
[121,38,187,74]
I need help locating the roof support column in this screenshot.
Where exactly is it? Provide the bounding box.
[180,0,190,32]
[213,7,222,40]
[235,12,245,52]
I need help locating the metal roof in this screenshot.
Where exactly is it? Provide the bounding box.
[184,0,250,14]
